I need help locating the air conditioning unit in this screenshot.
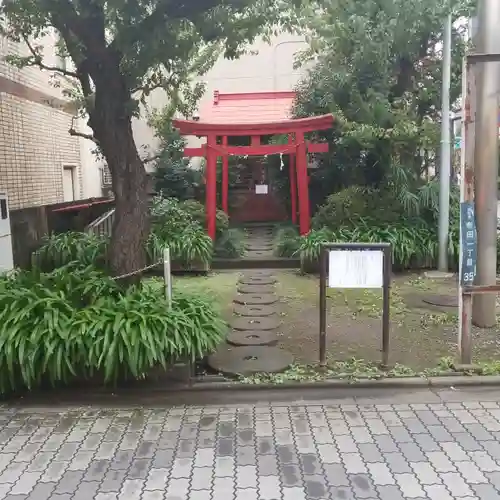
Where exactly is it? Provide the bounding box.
[0,193,13,274]
[100,166,112,187]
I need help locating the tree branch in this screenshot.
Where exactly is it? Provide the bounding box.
[143,153,162,164]
[69,117,98,143]
[22,35,79,78]
[69,127,97,142]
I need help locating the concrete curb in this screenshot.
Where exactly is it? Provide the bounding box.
[174,374,500,393]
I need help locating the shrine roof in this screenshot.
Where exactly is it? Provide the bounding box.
[200,91,296,124]
[173,91,334,136]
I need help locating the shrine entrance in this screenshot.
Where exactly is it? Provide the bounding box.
[226,155,287,224]
[172,114,334,239]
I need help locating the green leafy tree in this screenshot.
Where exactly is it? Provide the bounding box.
[0,0,292,278]
[293,0,473,214]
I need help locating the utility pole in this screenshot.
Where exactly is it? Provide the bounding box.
[438,14,453,271]
[472,0,500,328]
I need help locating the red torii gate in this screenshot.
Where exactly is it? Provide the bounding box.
[172,114,334,240]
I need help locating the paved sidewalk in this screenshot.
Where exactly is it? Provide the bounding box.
[2,392,500,499]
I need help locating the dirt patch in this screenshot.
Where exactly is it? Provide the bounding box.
[275,271,500,369]
[170,270,500,370]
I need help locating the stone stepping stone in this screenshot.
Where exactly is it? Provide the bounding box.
[226,330,278,347]
[232,316,280,331]
[237,284,275,295]
[241,270,274,278]
[246,245,273,251]
[233,303,276,317]
[239,276,277,286]
[208,346,293,376]
[245,251,273,259]
[234,294,278,305]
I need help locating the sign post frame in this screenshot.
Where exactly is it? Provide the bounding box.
[319,242,392,368]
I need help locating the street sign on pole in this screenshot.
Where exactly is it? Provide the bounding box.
[459,201,477,285]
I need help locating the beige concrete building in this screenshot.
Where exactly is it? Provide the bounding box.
[132,32,310,161]
[0,32,103,211]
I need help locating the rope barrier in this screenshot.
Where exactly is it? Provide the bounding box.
[111,259,162,281]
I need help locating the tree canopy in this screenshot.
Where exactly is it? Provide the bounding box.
[0,0,298,278]
[293,0,473,212]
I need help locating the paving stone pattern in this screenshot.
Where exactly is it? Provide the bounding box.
[4,400,500,498]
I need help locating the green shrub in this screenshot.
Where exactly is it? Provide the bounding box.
[179,199,229,237]
[296,228,333,265]
[215,228,246,258]
[297,218,458,271]
[147,225,213,268]
[33,232,108,270]
[312,186,403,229]
[0,265,226,393]
[148,197,214,267]
[274,226,301,258]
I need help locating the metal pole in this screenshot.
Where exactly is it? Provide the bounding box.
[163,248,172,308]
[381,246,391,368]
[471,3,499,328]
[438,14,453,271]
[319,247,327,367]
[458,56,474,365]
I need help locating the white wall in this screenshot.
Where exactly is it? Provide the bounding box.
[131,32,310,162]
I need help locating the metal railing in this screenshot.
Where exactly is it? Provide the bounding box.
[85,208,115,238]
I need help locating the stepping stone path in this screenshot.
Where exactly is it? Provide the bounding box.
[208,230,294,376]
[243,225,274,260]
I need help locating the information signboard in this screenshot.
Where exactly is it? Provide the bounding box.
[328,250,384,289]
[319,243,392,368]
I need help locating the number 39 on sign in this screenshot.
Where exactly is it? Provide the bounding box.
[462,271,475,284]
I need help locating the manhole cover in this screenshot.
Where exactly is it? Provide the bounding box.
[237,284,275,295]
[233,294,279,305]
[233,304,276,317]
[207,346,293,376]
[226,330,278,347]
[232,316,280,331]
[239,276,277,286]
[422,294,458,307]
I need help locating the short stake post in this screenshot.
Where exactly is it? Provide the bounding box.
[319,243,392,368]
[163,247,172,308]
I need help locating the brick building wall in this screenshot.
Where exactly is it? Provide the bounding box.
[0,34,99,210]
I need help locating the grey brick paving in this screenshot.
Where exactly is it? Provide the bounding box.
[6,397,500,497]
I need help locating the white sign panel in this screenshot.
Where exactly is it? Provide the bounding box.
[255,184,268,194]
[328,250,384,288]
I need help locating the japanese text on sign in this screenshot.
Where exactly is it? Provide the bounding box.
[328,250,384,288]
[460,201,477,285]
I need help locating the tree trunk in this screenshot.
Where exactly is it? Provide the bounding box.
[88,65,150,283]
[106,121,150,281]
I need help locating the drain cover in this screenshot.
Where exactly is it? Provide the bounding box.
[237,284,275,295]
[226,330,278,346]
[422,294,458,307]
[233,294,279,305]
[232,316,280,331]
[233,304,276,317]
[207,346,293,376]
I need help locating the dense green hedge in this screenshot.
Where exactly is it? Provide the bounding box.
[0,264,226,393]
[275,219,460,272]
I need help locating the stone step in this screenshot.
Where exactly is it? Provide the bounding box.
[207,345,293,376]
[226,330,278,347]
[231,316,280,331]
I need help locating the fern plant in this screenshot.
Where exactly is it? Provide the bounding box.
[33,232,108,271]
[0,266,226,393]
